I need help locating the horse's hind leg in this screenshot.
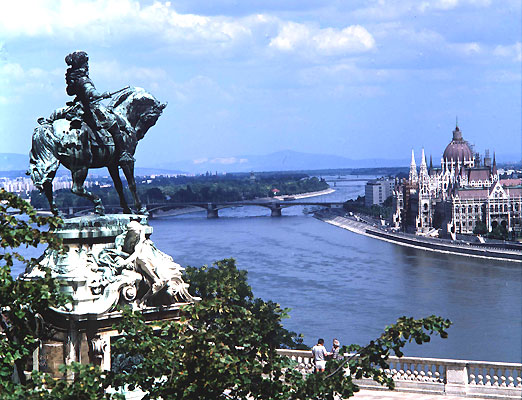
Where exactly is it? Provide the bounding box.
[121,162,146,214]
[71,168,105,215]
[108,164,131,214]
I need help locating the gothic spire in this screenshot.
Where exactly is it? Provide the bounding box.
[419,148,428,179]
[409,149,418,183]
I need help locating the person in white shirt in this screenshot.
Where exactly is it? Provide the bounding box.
[311,338,331,372]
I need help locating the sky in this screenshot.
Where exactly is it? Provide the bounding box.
[0,0,520,169]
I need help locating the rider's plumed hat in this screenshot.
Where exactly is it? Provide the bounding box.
[65,51,89,69]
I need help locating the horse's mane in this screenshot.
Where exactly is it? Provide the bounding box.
[109,87,165,129]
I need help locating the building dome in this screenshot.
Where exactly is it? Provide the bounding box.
[443,126,473,162]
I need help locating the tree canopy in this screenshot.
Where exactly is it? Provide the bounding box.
[0,189,65,389]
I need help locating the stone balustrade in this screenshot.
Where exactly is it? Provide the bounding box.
[276,349,522,399]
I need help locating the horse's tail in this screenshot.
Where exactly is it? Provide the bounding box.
[28,123,60,191]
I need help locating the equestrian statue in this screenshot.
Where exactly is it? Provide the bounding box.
[28,51,166,215]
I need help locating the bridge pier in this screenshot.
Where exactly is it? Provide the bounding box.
[207,204,219,219]
[270,205,282,217]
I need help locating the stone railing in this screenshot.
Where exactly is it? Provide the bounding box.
[276,349,522,399]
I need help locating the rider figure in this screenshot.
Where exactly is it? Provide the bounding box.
[64,51,133,165]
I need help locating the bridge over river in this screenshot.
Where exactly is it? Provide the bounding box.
[49,200,345,218]
[147,200,345,218]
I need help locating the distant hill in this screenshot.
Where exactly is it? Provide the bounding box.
[2,150,518,176]
[141,150,411,174]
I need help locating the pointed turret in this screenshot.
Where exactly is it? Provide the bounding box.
[429,154,433,171]
[492,152,498,176]
[419,148,428,179]
[409,149,418,183]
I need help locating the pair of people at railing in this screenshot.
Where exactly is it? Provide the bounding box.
[311,338,341,372]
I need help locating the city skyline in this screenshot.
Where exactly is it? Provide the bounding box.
[0,0,520,168]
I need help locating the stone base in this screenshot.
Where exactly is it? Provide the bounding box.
[23,214,197,377]
[24,214,195,316]
[35,304,186,377]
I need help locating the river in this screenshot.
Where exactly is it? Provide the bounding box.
[148,176,522,363]
[11,176,522,363]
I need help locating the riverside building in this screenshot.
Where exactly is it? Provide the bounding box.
[392,123,522,238]
[365,178,394,207]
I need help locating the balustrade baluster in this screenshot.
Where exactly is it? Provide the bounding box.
[419,371,428,382]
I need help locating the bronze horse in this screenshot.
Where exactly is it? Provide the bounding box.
[28,87,166,216]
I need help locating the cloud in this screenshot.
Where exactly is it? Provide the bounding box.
[419,0,491,12]
[0,62,62,104]
[350,0,493,20]
[269,22,375,56]
[0,1,378,62]
[193,157,248,165]
[493,42,522,62]
[92,60,170,87]
[449,42,482,56]
[0,0,253,50]
[169,75,234,104]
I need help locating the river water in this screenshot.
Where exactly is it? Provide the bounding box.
[11,176,521,363]
[149,176,522,363]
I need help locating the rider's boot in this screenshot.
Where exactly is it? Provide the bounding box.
[109,124,134,164]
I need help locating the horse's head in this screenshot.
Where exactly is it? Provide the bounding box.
[110,87,166,140]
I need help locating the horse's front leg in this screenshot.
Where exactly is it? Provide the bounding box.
[121,162,147,215]
[42,180,62,217]
[71,168,105,215]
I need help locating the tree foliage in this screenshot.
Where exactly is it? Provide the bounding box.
[488,224,508,240]
[30,174,329,209]
[0,189,66,390]
[343,195,394,220]
[473,218,488,235]
[106,259,450,400]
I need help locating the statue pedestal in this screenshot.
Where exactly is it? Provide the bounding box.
[24,214,196,377]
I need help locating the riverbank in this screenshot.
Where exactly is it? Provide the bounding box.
[273,188,335,200]
[315,211,522,263]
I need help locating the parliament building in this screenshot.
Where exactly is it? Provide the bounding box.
[392,124,522,238]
